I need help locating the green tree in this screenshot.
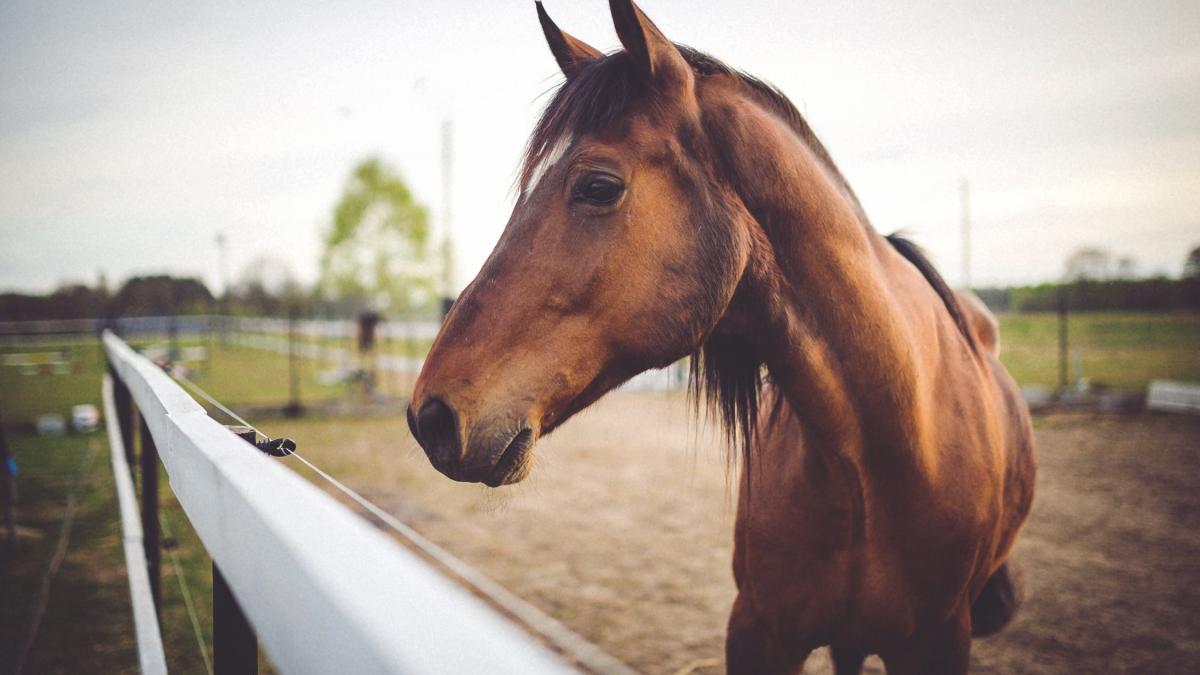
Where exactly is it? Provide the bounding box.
[1185,244,1200,280]
[319,158,434,313]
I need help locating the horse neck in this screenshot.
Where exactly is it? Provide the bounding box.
[709,93,932,465]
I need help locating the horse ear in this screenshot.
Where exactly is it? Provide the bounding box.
[536,1,602,80]
[609,0,691,87]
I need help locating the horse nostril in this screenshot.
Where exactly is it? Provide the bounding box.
[415,397,460,465]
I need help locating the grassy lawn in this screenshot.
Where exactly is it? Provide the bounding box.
[0,416,267,674]
[997,312,1200,390]
[0,433,137,674]
[0,338,359,427]
[0,336,294,672]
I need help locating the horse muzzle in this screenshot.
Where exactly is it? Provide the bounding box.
[407,397,538,487]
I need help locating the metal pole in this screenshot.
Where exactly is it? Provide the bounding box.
[138,413,161,613]
[1058,286,1069,391]
[285,307,302,418]
[217,232,230,348]
[960,177,971,290]
[215,426,259,675]
[441,118,455,319]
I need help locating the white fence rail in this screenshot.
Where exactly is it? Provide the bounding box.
[102,330,576,674]
[102,374,168,675]
[1147,380,1200,415]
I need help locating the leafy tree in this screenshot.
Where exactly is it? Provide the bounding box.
[110,276,213,316]
[1063,246,1112,281]
[231,255,308,316]
[1185,244,1200,280]
[318,158,435,313]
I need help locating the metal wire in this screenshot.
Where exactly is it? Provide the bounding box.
[159,511,214,675]
[171,370,636,674]
[171,372,259,434]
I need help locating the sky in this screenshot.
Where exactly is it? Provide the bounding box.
[1,0,1198,296]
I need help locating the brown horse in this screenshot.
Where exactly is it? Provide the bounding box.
[408,1,1036,672]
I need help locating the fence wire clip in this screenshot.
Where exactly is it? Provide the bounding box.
[255,437,296,457]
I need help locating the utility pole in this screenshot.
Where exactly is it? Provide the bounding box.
[440,118,455,319]
[216,232,230,346]
[960,177,971,290]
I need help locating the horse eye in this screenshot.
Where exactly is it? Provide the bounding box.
[574,174,623,206]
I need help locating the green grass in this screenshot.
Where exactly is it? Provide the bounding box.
[1,433,135,673]
[997,312,1200,390]
[0,342,106,425]
[182,344,347,408]
[0,416,270,673]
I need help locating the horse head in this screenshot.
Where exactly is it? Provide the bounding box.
[408,0,757,486]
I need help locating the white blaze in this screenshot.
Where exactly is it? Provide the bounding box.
[524,134,573,196]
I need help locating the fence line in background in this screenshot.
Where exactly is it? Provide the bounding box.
[102,331,577,674]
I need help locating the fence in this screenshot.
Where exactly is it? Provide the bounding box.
[101,330,584,674]
[1,316,688,393]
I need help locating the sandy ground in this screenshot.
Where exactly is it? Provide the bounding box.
[290,393,1200,674]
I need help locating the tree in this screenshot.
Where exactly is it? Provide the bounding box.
[318,158,435,313]
[1063,246,1112,281]
[111,276,213,316]
[231,255,306,316]
[1185,244,1200,280]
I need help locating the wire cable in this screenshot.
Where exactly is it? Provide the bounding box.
[159,511,214,675]
[171,370,636,674]
[171,372,258,432]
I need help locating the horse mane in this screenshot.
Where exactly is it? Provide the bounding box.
[524,45,977,462]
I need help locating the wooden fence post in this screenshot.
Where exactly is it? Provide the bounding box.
[214,425,259,675]
[138,412,161,614]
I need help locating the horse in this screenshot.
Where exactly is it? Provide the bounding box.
[407,2,1036,672]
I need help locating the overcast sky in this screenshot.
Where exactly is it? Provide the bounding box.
[2,0,1197,296]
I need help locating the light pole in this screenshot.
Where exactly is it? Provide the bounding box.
[216,232,230,346]
[960,177,971,290]
[441,118,455,319]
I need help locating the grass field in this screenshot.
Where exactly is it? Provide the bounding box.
[997,312,1200,390]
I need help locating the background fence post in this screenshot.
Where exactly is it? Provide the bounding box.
[138,412,161,614]
[1057,286,1069,391]
[284,307,303,418]
[1,412,16,550]
[214,425,259,675]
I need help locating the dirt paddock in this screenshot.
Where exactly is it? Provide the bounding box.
[291,392,1200,674]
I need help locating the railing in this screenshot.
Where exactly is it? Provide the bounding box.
[102,330,577,674]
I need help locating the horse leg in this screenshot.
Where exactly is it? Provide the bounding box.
[830,646,867,675]
[726,593,810,675]
[879,607,972,675]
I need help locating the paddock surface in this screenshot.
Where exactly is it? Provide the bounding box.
[285,392,1200,674]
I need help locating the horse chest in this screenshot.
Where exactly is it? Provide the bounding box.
[735,464,989,643]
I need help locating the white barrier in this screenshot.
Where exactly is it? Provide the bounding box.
[102,374,168,675]
[1147,380,1200,415]
[102,331,576,674]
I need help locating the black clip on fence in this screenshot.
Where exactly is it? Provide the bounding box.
[254,437,296,457]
